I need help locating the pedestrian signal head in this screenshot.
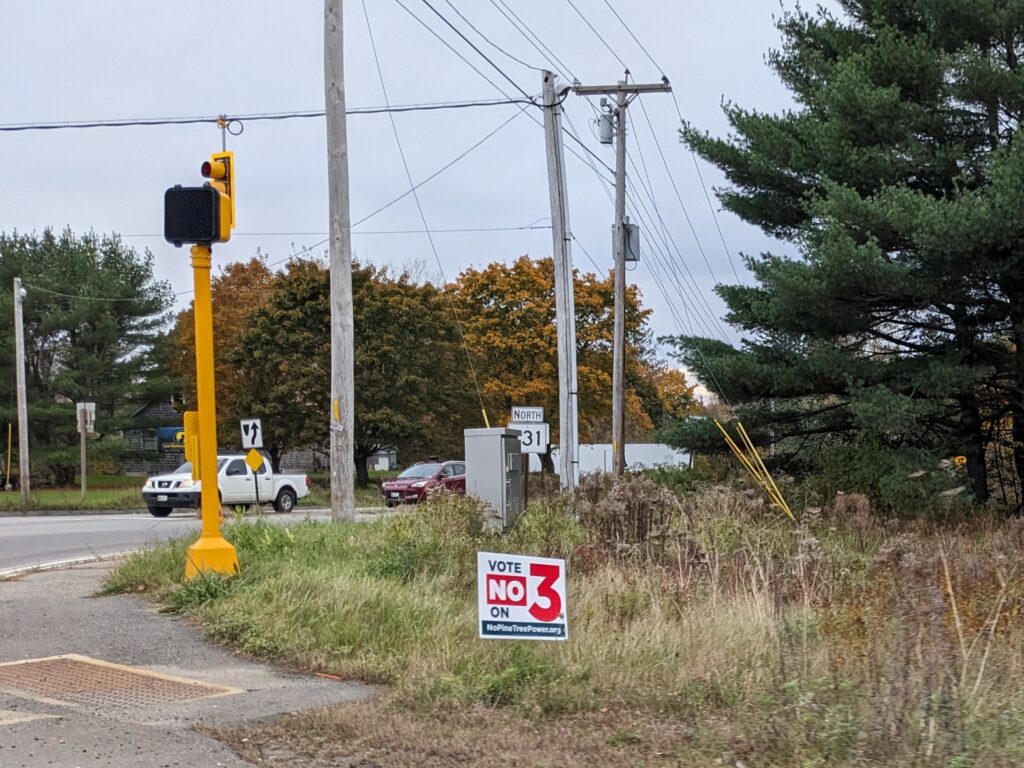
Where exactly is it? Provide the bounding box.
[163,150,235,246]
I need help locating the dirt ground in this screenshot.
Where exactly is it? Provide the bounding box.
[209,698,705,768]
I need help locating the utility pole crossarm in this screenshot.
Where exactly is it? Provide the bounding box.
[571,82,672,96]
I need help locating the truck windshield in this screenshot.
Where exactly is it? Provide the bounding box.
[173,459,228,474]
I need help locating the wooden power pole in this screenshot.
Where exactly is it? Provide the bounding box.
[573,76,671,476]
[542,71,579,493]
[13,277,29,503]
[324,0,355,521]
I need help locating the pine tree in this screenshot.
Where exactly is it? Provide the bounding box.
[666,1,1024,506]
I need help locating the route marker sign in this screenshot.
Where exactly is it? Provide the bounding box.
[477,551,567,641]
[240,418,262,449]
[509,422,550,455]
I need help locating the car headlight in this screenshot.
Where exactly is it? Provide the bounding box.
[144,479,154,489]
[179,479,197,489]
[410,481,428,489]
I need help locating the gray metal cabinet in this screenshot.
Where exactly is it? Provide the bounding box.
[464,427,524,531]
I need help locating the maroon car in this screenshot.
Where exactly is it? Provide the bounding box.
[380,461,466,506]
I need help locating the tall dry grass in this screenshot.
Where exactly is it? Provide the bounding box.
[104,482,1024,765]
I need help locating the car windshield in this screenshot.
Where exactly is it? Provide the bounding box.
[398,463,442,479]
[173,459,227,474]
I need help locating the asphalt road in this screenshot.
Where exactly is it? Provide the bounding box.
[0,508,384,574]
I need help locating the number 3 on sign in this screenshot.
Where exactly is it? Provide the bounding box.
[478,552,568,641]
[528,562,562,622]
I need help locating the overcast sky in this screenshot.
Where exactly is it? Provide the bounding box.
[0,1,830,353]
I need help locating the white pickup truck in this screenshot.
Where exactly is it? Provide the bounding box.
[141,455,310,517]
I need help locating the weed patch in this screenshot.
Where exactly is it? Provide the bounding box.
[106,486,1024,766]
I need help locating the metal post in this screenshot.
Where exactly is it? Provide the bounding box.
[612,84,628,477]
[184,245,239,579]
[13,277,29,503]
[325,0,356,522]
[79,408,87,500]
[542,71,579,493]
[572,77,672,477]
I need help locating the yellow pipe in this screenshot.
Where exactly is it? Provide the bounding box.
[716,420,792,518]
[715,420,765,483]
[481,408,491,429]
[736,421,794,519]
[184,245,239,579]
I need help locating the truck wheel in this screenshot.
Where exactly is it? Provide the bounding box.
[274,488,297,514]
[148,506,172,518]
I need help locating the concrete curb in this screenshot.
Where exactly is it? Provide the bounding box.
[0,551,135,582]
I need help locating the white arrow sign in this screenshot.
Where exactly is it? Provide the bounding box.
[240,418,263,449]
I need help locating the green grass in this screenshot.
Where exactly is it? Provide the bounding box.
[104,485,1024,766]
[301,480,386,509]
[0,485,144,511]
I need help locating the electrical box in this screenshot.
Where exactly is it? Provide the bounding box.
[464,428,524,532]
[612,218,641,262]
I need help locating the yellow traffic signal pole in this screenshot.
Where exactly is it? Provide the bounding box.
[184,243,239,579]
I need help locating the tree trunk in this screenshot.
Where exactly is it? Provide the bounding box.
[1011,322,1024,508]
[960,392,989,503]
[268,447,282,474]
[540,449,555,474]
[355,454,369,488]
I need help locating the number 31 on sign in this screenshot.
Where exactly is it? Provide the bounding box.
[477,552,568,641]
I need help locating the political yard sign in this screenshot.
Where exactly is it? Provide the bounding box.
[477,552,567,641]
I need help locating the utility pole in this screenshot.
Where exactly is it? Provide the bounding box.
[13,277,29,503]
[574,75,671,476]
[324,0,355,522]
[542,71,579,494]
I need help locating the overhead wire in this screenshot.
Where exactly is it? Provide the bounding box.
[442,0,546,72]
[625,112,734,342]
[417,0,535,101]
[122,224,551,238]
[563,0,629,71]
[393,0,615,181]
[0,98,536,133]
[364,0,490,426]
[570,4,786,507]
[488,0,578,82]
[598,0,743,282]
[635,96,738,284]
[561,109,725,347]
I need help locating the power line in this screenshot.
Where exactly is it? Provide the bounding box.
[633,100,737,285]
[393,0,614,182]
[442,0,545,72]
[564,0,628,71]
[489,0,578,82]
[20,281,190,302]
[123,224,551,238]
[598,0,743,282]
[600,0,663,74]
[570,234,604,275]
[0,98,537,133]
[417,0,535,101]
[365,0,489,420]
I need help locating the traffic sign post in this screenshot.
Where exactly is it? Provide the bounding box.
[478,551,567,641]
[245,448,264,509]
[76,402,94,501]
[240,418,263,449]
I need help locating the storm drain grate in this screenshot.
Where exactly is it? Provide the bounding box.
[0,654,240,709]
